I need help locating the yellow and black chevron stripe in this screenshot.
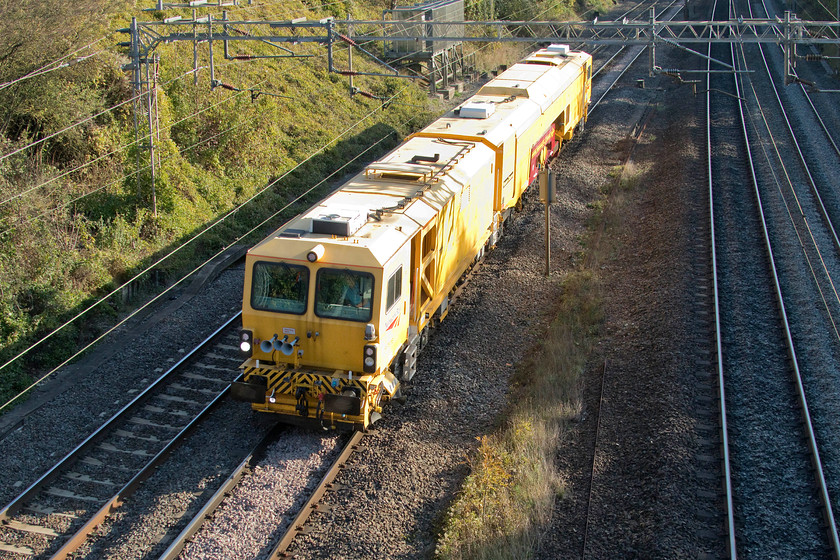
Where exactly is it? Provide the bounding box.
[242,363,367,395]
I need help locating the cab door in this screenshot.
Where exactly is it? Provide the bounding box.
[411,219,438,333]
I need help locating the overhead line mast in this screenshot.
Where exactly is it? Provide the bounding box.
[118,7,840,207]
[122,12,840,82]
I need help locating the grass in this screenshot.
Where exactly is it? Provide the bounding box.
[2,0,616,410]
[0,0,439,408]
[2,0,610,410]
[435,157,642,560]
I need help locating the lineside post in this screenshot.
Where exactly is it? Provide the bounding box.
[347,11,354,93]
[545,199,550,276]
[649,7,657,76]
[327,19,334,72]
[193,9,199,84]
[208,14,215,88]
[144,57,157,216]
[539,168,556,276]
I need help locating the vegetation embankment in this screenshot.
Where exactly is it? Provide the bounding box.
[436,163,641,559]
[0,0,434,406]
[0,0,608,409]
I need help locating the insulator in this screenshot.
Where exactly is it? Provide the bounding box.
[336,33,358,46]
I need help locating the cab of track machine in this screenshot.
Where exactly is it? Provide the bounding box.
[231,201,412,431]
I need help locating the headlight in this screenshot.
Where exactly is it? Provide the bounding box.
[307,244,325,262]
[239,329,253,356]
[363,344,377,373]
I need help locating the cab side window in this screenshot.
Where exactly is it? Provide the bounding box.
[386,267,402,311]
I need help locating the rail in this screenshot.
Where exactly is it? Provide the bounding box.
[156,423,286,560]
[706,5,736,553]
[0,313,243,559]
[267,430,364,559]
[744,0,840,549]
[709,0,840,550]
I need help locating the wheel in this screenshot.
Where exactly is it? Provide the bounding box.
[419,327,430,350]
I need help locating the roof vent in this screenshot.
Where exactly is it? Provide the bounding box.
[311,208,366,237]
[410,153,440,164]
[278,228,308,238]
[546,44,570,55]
[459,102,496,119]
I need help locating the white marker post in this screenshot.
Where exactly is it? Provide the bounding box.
[539,168,556,276]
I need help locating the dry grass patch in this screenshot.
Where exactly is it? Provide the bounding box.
[436,269,598,560]
[436,160,640,559]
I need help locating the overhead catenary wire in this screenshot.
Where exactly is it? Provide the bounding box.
[806,0,838,20]
[0,82,411,388]
[0,108,404,414]
[0,64,277,211]
[0,0,569,405]
[5,113,256,233]
[0,1,322,209]
[0,35,112,92]
[0,88,141,164]
[0,52,106,93]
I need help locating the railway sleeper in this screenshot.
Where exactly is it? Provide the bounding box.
[0,541,35,556]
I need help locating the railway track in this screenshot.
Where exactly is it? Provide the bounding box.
[704,2,735,556]
[146,424,352,560]
[149,20,666,558]
[587,0,682,112]
[575,5,723,553]
[266,431,362,559]
[709,0,840,554]
[154,424,286,560]
[0,315,244,559]
[142,422,351,559]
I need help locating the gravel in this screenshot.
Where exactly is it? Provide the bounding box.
[549,79,716,558]
[0,10,786,559]
[179,430,341,560]
[285,45,698,560]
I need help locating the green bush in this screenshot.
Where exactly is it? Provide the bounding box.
[0,0,604,428]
